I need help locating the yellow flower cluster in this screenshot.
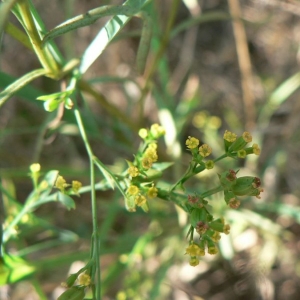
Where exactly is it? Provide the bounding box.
[223,130,261,158]
[126,184,158,209]
[185,243,205,267]
[150,123,165,139]
[125,125,163,212]
[185,136,213,160]
[55,175,82,195]
[138,123,165,140]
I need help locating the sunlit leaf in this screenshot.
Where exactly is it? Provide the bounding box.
[0,254,35,285]
[0,69,48,108]
[57,192,76,210]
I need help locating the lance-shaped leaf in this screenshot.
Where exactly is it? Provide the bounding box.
[42,0,151,74]
[0,68,48,108]
[42,4,139,44]
[0,0,19,37]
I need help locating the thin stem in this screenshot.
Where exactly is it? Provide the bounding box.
[200,186,223,198]
[90,159,101,300]
[213,153,228,163]
[15,0,61,77]
[74,108,93,158]
[74,106,101,299]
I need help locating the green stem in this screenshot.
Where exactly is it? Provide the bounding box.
[15,0,61,78]
[3,199,34,243]
[170,161,197,191]
[74,106,101,300]
[213,153,228,163]
[200,186,223,198]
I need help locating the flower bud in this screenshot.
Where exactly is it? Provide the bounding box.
[205,160,215,170]
[125,196,136,212]
[150,123,165,138]
[44,98,60,112]
[209,218,225,232]
[218,169,237,190]
[63,273,78,288]
[190,208,207,228]
[231,176,263,198]
[228,132,252,152]
[207,239,218,255]
[189,256,200,266]
[138,128,148,139]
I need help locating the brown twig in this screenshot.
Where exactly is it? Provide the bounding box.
[228,0,255,130]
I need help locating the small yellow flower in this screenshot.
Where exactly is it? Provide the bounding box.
[224,130,237,142]
[205,160,215,170]
[185,243,204,256]
[208,246,219,255]
[138,128,148,139]
[252,143,261,155]
[150,124,165,138]
[127,185,139,195]
[148,143,157,150]
[211,231,221,242]
[145,148,158,162]
[128,166,139,177]
[199,144,212,157]
[55,175,69,192]
[223,224,230,235]
[189,256,200,267]
[78,273,91,286]
[186,136,199,149]
[30,163,41,173]
[142,157,153,169]
[72,180,82,194]
[242,131,252,143]
[237,149,247,158]
[135,195,147,206]
[147,186,158,198]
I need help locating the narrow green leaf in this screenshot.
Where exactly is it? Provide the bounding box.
[37,90,74,101]
[42,0,149,74]
[0,0,19,37]
[43,5,140,44]
[0,71,44,100]
[0,68,48,108]
[269,72,300,106]
[5,22,33,50]
[93,159,116,191]
[259,72,300,124]
[79,14,129,74]
[94,158,127,200]
[136,13,152,74]
[152,162,174,172]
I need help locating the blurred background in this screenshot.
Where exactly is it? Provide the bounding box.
[1,0,300,299]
